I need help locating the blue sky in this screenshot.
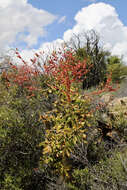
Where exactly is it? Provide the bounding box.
[27,0,127,44]
[0,0,127,62]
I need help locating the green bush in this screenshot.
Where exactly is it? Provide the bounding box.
[107,56,127,83]
[0,48,126,190]
[0,74,55,190]
[68,150,127,190]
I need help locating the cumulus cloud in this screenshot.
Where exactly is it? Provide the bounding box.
[16,2,127,64]
[40,39,64,52]
[0,0,56,48]
[17,39,64,65]
[63,3,127,62]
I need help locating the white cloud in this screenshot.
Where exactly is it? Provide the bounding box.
[40,39,64,52]
[19,3,127,64]
[58,16,66,24]
[20,49,36,62]
[0,0,56,48]
[63,3,127,62]
[112,42,127,62]
[16,39,64,65]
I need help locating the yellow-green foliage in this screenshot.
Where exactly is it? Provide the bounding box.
[40,89,97,177]
[2,174,22,190]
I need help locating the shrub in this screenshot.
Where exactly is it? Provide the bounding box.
[107,56,127,83]
[40,49,115,180]
[68,150,127,190]
[0,49,116,189]
[0,56,55,189]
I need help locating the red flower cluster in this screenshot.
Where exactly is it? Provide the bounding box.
[44,50,90,101]
[2,51,40,97]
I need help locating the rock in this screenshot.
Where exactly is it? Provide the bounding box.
[100,93,114,104]
[108,97,127,116]
[110,97,127,107]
